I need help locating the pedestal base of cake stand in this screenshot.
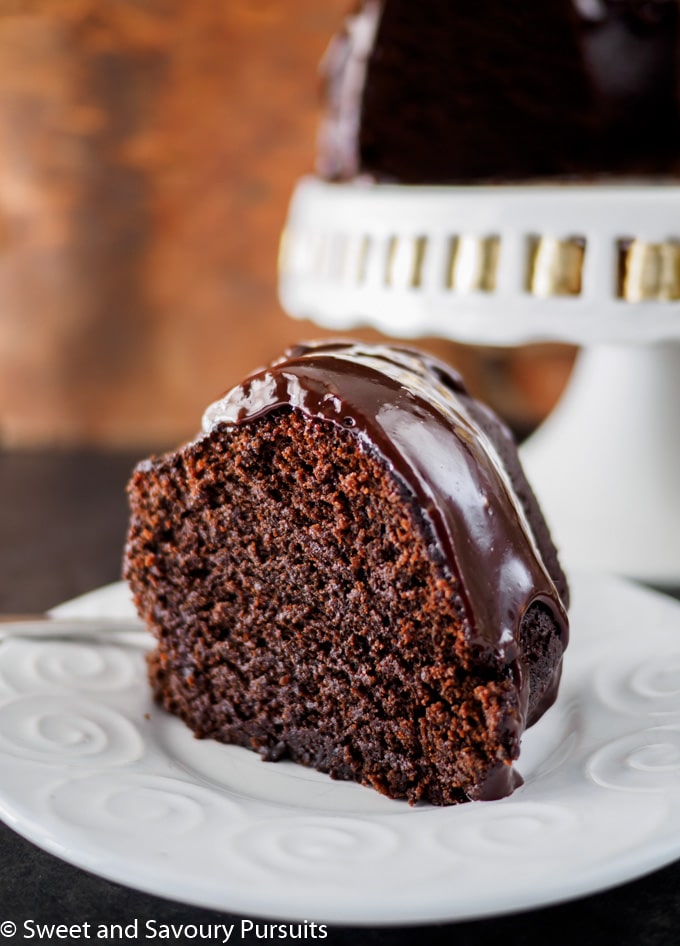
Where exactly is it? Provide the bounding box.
[520,342,680,587]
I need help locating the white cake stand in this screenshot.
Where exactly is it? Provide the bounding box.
[278,177,680,585]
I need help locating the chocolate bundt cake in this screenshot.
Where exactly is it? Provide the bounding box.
[124,342,569,805]
[318,0,680,183]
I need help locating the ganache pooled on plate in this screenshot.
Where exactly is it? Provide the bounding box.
[125,341,569,805]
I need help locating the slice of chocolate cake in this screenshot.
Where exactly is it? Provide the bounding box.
[124,342,569,805]
[318,0,680,183]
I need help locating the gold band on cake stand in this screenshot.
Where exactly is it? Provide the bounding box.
[278,178,680,584]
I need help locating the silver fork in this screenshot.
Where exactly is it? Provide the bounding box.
[0,615,152,648]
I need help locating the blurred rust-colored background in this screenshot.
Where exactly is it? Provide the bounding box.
[0,0,574,449]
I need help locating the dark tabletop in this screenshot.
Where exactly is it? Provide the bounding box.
[1,448,679,946]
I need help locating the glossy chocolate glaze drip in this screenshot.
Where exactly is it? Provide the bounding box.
[318,0,680,183]
[203,342,569,763]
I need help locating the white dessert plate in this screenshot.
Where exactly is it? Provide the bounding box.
[0,571,679,925]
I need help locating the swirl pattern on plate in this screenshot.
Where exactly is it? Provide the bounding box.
[230,817,400,877]
[428,801,580,860]
[0,694,144,766]
[593,652,680,719]
[586,727,680,793]
[48,773,243,838]
[0,641,143,695]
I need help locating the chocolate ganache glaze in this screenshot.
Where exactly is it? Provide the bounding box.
[202,342,569,770]
[318,0,680,183]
